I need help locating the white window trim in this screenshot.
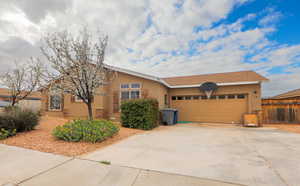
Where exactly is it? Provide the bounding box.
[48,94,62,111]
[120,83,130,89]
[120,83,141,100]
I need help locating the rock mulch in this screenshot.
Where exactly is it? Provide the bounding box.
[0,116,144,156]
[265,124,300,134]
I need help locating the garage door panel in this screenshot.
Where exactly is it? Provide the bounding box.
[171,98,247,123]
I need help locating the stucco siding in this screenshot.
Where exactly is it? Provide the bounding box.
[107,72,168,119]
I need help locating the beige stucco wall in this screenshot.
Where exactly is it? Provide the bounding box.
[106,72,168,120]
[40,71,262,123]
[41,72,169,120]
[41,87,106,119]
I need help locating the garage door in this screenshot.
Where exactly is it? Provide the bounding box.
[171,94,248,124]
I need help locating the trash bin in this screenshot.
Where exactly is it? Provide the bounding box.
[161,108,178,125]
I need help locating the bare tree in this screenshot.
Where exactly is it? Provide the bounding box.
[0,58,43,106]
[41,28,114,120]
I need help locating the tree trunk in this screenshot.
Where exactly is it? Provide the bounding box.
[11,97,17,106]
[87,102,93,120]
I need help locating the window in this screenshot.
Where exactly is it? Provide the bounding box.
[193,96,200,100]
[185,96,192,100]
[120,83,141,100]
[228,95,235,99]
[237,94,245,99]
[172,96,177,100]
[49,95,61,110]
[130,91,140,99]
[177,96,183,100]
[164,95,169,105]
[131,83,140,89]
[210,95,217,99]
[201,95,208,99]
[218,95,226,99]
[49,85,62,111]
[121,84,129,89]
[121,91,130,100]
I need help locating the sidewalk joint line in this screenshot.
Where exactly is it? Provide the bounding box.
[17,157,74,184]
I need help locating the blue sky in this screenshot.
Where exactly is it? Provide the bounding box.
[0,0,299,97]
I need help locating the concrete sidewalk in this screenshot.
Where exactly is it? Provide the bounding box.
[0,144,240,186]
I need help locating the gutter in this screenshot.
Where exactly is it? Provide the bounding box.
[165,81,261,89]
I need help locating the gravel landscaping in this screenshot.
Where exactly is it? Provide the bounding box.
[0,116,144,156]
[265,124,300,134]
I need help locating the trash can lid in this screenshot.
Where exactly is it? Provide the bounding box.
[161,108,177,111]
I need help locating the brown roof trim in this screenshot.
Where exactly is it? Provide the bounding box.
[270,88,300,99]
[161,70,268,87]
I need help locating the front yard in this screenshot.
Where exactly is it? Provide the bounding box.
[265,123,300,134]
[0,116,144,156]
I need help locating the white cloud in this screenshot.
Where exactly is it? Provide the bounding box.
[259,8,282,27]
[0,0,299,97]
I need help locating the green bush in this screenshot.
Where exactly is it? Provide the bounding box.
[0,108,40,133]
[52,120,119,143]
[121,99,159,130]
[0,128,16,140]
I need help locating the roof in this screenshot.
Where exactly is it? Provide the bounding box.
[162,71,268,87]
[270,88,300,99]
[0,88,41,100]
[104,64,268,88]
[45,63,268,89]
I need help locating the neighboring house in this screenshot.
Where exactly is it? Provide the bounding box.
[0,88,42,112]
[262,88,300,123]
[41,65,268,124]
[0,100,10,113]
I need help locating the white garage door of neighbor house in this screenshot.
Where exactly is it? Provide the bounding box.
[171,94,248,124]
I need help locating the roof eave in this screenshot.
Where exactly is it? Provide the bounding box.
[104,64,267,89]
[167,81,261,89]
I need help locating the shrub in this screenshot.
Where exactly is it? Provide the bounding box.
[121,99,159,130]
[0,108,40,133]
[0,128,16,140]
[52,120,119,143]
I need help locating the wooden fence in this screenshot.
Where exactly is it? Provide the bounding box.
[262,99,300,124]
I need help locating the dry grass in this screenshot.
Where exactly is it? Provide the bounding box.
[264,124,300,134]
[0,116,144,156]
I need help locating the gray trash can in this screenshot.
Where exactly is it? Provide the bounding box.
[161,108,178,125]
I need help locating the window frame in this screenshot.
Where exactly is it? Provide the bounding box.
[131,83,141,89]
[49,94,62,111]
[121,91,130,100]
[48,85,62,111]
[228,94,236,99]
[120,84,129,89]
[120,83,141,100]
[164,94,169,105]
[237,94,246,99]
[218,95,226,99]
[193,96,200,100]
[185,96,192,100]
[130,90,140,99]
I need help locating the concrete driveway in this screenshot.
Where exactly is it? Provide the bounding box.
[83,124,300,186]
